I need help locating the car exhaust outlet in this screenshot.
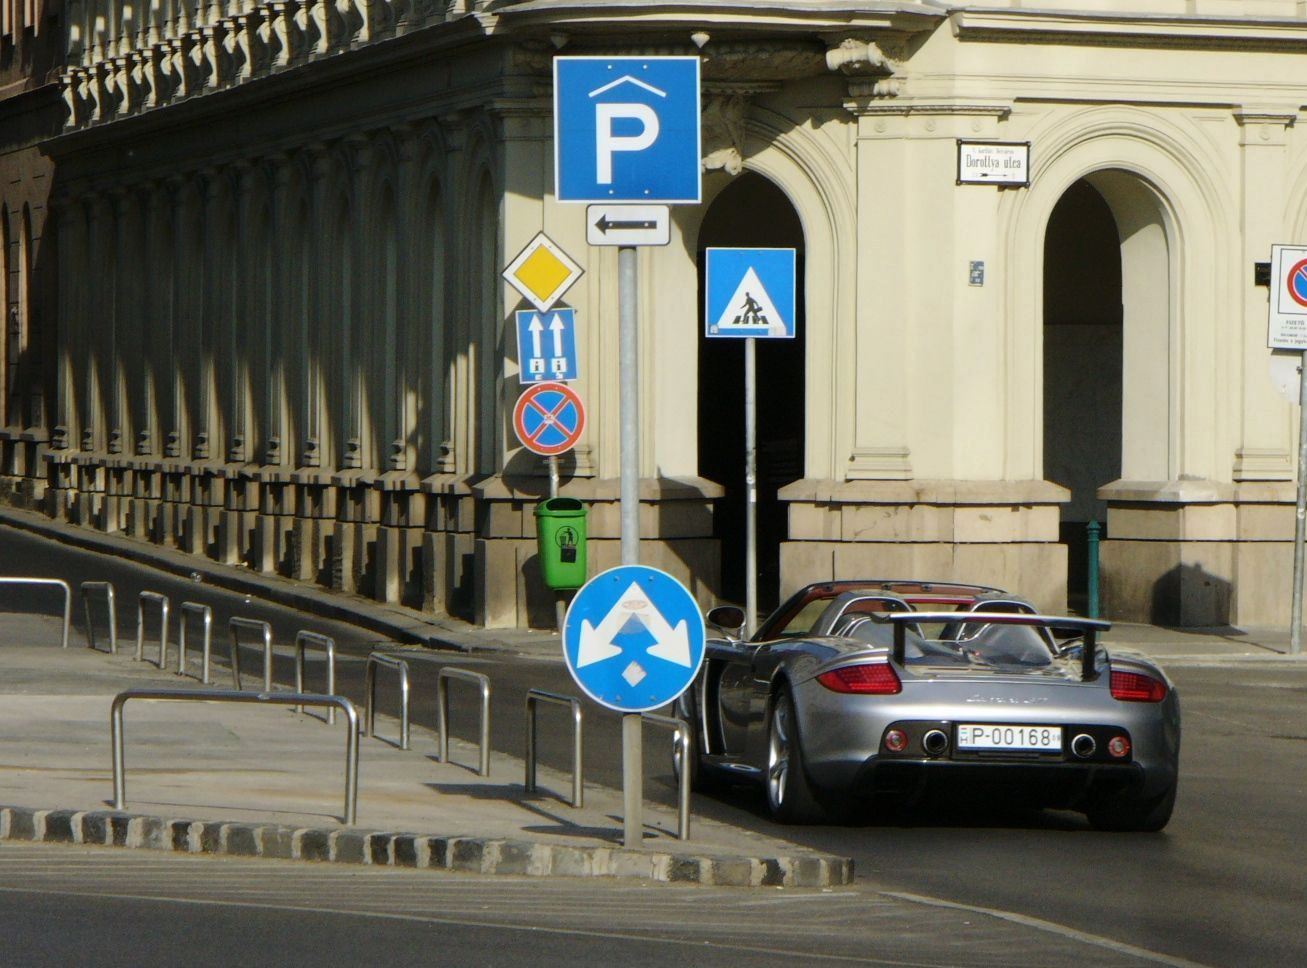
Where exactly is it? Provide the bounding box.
[922,729,949,757]
[1072,733,1096,759]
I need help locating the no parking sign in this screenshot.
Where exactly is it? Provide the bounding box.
[1269,244,1307,349]
[513,382,585,456]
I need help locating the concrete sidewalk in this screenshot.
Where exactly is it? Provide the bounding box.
[0,613,849,886]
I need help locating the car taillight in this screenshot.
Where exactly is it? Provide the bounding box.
[817,662,901,695]
[1110,670,1167,702]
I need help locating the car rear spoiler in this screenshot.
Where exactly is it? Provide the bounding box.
[885,612,1113,681]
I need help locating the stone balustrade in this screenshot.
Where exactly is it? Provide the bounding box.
[60,0,468,129]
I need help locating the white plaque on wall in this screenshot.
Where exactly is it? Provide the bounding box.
[957,141,1030,186]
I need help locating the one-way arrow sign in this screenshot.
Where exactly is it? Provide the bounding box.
[586,204,670,247]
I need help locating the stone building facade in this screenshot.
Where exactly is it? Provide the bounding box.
[1,0,60,506]
[5,1,1307,628]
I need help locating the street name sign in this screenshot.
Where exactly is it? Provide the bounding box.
[554,56,701,204]
[957,141,1031,186]
[562,565,707,713]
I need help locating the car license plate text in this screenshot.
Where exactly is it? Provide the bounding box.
[956,724,1062,751]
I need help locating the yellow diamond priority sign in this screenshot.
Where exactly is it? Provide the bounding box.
[502,232,583,313]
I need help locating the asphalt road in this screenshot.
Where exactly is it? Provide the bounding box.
[3,525,1305,967]
[0,841,1199,968]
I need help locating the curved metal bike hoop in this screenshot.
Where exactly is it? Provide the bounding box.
[641,712,691,841]
[295,631,338,725]
[177,602,213,683]
[229,617,273,692]
[364,653,410,749]
[0,577,72,649]
[525,689,583,808]
[110,687,360,825]
[437,667,491,776]
[79,581,118,654]
[135,591,170,668]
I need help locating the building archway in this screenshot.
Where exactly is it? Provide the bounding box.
[1043,170,1172,609]
[697,172,806,612]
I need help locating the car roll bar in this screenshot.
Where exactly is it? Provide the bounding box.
[885,611,1111,681]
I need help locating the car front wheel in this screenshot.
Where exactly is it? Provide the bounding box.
[766,687,827,824]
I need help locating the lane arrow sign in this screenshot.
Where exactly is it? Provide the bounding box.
[529,314,544,357]
[586,204,671,247]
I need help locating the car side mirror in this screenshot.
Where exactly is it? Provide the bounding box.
[707,605,747,639]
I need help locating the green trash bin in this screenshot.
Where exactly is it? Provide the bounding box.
[535,497,588,590]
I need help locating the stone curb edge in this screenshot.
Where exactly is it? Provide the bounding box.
[0,805,854,888]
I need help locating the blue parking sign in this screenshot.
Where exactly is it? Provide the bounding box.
[554,56,701,204]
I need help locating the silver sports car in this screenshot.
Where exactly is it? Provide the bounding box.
[676,580,1180,831]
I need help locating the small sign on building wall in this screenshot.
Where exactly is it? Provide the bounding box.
[957,141,1030,186]
[1268,244,1307,350]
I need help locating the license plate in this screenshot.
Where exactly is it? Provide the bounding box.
[956,724,1062,751]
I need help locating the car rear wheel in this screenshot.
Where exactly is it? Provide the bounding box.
[766,687,827,824]
[1086,781,1177,832]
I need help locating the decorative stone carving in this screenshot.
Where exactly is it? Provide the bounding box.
[701,91,750,176]
[825,38,899,77]
[826,38,903,100]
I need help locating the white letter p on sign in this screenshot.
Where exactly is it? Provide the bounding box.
[594,103,660,184]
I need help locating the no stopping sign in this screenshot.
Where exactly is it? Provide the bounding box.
[513,382,586,456]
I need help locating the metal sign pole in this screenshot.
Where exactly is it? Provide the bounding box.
[745,336,758,635]
[618,243,643,847]
[549,454,566,632]
[1292,350,1307,656]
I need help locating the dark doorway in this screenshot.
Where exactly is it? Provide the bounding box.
[698,173,806,612]
[1043,179,1123,611]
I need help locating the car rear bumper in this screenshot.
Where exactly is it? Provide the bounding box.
[846,757,1146,808]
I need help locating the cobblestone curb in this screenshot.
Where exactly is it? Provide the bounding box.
[0,805,854,888]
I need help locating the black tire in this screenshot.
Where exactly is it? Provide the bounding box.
[1086,782,1177,832]
[766,686,827,824]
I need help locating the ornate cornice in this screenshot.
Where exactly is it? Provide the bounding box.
[950,8,1307,52]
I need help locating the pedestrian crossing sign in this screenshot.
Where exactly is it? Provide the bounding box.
[705,247,797,339]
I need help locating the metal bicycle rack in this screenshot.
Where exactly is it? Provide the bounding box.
[436,667,491,776]
[79,581,118,654]
[524,689,583,808]
[176,602,213,683]
[110,687,360,825]
[295,632,338,725]
[642,712,692,841]
[135,591,170,668]
[364,653,410,749]
[228,617,274,691]
[0,577,72,649]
